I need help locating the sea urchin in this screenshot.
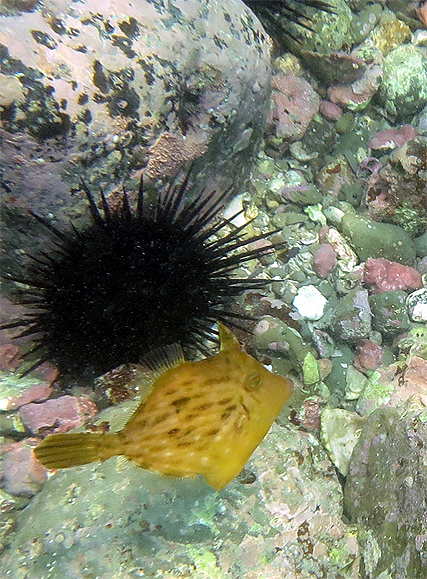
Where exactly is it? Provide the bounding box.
[244,0,334,42]
[2,171,283,379]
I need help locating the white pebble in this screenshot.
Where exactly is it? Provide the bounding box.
[293,285,328,320]
[222,194,247,227]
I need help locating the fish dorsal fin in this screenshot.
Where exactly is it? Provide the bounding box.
[128,365,159,402]
[140,342,185,376]
[123,345,185,412]
[218,323,240,351]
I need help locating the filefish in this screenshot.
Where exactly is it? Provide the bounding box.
[34,324,293,490]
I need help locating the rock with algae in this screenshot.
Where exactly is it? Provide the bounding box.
[1,412,360,578]
[378,44,427,121]
[340,210,417,264]
[344,395,427,579]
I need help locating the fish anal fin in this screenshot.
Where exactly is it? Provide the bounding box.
[203,468,233,491]
[204,448,255,491]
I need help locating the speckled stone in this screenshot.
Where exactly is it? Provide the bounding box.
[0,0,271,220]
[285,0,352,56]
[332,288,372,343]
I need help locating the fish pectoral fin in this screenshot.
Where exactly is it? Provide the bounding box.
[34,432,120,469]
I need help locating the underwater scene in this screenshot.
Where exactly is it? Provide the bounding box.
[0,0,426,577]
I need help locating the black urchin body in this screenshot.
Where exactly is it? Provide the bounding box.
[3,173,281,378]
[244,0,333,41]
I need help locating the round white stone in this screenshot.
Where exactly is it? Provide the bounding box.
[293,285,328,320]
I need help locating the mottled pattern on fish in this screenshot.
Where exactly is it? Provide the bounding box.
[35,325,293,490]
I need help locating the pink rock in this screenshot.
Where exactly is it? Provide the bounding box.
[388,356,427,407]
[272,74,320,141]
[403,356,427,390]
[0,438,47,496]
[1,381,53,411]
[290,397,322,431]
[417,1,427,27]
[319,225,330,243]
[19,395,98,434]
[364,258,423,294]
[319,100,342,121]
[328,61,382,110]
[313,244,337,278]
[0,343,22,372]
[354,340,384,373]
[368,125,419,151]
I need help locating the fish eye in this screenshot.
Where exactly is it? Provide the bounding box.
[244,371,262,391]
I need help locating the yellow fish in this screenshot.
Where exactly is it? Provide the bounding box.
[34,324,293,490]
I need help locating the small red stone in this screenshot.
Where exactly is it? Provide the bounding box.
[290,397,322,431]
[354,340,384,373]
[319,100,342,121]
[417,1,427,27]
[313,244,337,278]
[364,258,423,294]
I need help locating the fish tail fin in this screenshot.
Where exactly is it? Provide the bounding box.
[34,432,121,469]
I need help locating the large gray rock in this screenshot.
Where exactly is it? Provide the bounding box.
[2,421,360,578]
[0,0,271,220]
[344,395,427,579]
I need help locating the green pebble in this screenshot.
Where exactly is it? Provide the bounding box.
[324,344,355,394]
[414,230,427,258]
[273,212,306,227]
[351,3,383,44]
[369,290,410,337]
[252,316,316,368]
[335,112,355,134]
[302,352,320,385]
[287,186,323,206]
[299,117,338,158]
[341,212,416,264]
[339,182,364,207]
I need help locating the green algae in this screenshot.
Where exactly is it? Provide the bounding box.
[355,369,396,416]
[378,44,427,121]
[393,201,427,236]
